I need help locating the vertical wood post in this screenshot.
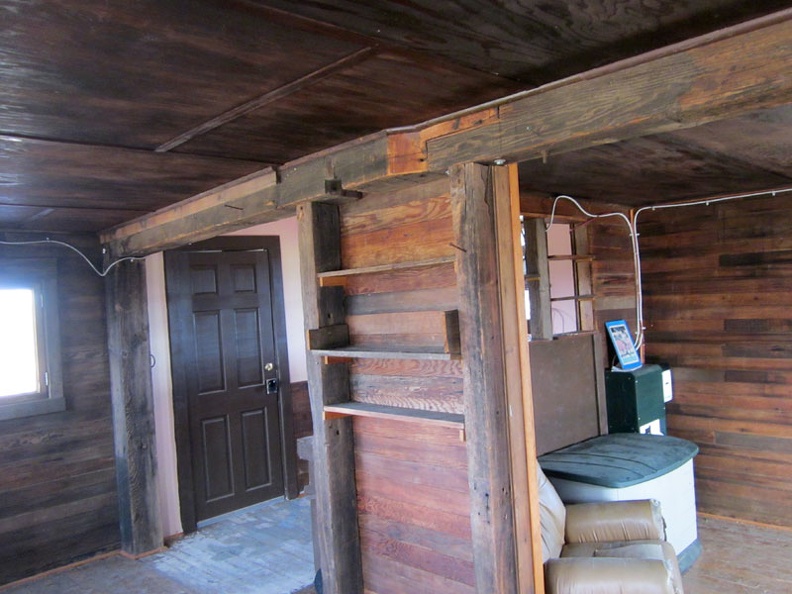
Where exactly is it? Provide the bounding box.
[524,218,553,339]
[297,201,363,594]
[451,163,519,594]
[105,259,163,556]
[493,165,544,593]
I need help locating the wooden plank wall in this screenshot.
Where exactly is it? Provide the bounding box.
[337,178,474,593]
[639,195,792,528]
[355,417,473,592]
[0,237,119,585]
[291,381,313,439]
[587,217,637,355]
[291,381,313,492]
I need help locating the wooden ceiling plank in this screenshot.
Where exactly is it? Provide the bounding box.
[101,11,792,259]
[422,13,792,171]
[156,47,378,153]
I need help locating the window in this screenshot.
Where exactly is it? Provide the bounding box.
[523,218,594,339]
[0,259,64,420]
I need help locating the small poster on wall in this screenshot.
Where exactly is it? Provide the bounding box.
[605,320,642,371]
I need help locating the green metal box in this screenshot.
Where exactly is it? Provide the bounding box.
[605,364,666,434]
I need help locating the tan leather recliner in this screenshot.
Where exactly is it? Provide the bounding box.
[538,465,685,594]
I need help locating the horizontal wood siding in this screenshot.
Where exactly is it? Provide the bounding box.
[588,217,638,363]
[0,237,119,585]
[340,179,462,417]
[355,417,474,594]
[337,178,472,592]
[639,195,792,528]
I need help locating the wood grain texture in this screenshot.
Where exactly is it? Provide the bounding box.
[425,16,792,173]
[350,374,463,414]
[682,515,792,593]
[0,236,120,585]
[354,416,474,593]
[640,194,792,528]
[105,260,163,556]
[290,381,313,440]
[451,163,519,593]
[254,1,789,84]
[298,201,363,594]
[517,120,792,206]
[341,261,456,296]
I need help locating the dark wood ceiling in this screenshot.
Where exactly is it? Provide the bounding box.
[518,105,792,206]
[1,1,789,234]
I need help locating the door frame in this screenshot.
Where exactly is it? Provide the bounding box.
[165,236,298,533]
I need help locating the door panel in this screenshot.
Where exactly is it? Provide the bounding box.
[202,416,234,501]
[167,245,286,523]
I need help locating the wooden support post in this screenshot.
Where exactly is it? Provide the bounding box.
[105,259,163,556]
[572,224,595,332]
[492,165,544,593]
[524,218,552,339]
[297,201,363,594]
[451,163,519,594]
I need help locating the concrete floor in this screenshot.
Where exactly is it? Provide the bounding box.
[1,497,316,594]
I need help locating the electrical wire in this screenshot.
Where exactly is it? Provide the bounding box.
[545,187,792,352]
[0,238,141,277]
[546,194,642,344]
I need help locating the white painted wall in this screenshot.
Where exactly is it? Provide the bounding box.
[145,216,306,538]
[145,252,182,538]
[227,217,306,382]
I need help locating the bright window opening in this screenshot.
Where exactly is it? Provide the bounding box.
[0,288,40,397]
[0,259,64,420]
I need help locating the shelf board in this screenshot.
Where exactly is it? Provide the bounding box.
[312,344,461,361]
[323,402,465,433]
[551,294,595,302]
[317,256,456,286]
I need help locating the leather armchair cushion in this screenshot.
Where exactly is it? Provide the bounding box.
[545,557,677,594]
[565,499,665,544]
[562,540,684,593]
[538,462,567,561]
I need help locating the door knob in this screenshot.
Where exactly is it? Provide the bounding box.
[264,362,275,372]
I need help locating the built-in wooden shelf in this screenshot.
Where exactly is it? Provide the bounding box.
[323,401,465,436]
[312,344,461,362]
[308,310,461,362]
[317,256,456,286]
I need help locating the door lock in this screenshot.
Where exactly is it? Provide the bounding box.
[266,378,279,394]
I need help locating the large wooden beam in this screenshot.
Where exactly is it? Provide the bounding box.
[423,12,792,170]
[451,162,518,593]
[297,201,363,594]
[105,259,163,556]
[102,134,391,259]
[101,11,792,258]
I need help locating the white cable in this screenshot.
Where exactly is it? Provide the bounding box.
[0,238,140,277]
[546,195,642,344]
[546,187,792,352]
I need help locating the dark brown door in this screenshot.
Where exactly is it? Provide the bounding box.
[166,239,293,525]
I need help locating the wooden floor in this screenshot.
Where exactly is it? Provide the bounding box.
[682,514,792,593]
[0,497,316,594]
[2,505,789,593]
